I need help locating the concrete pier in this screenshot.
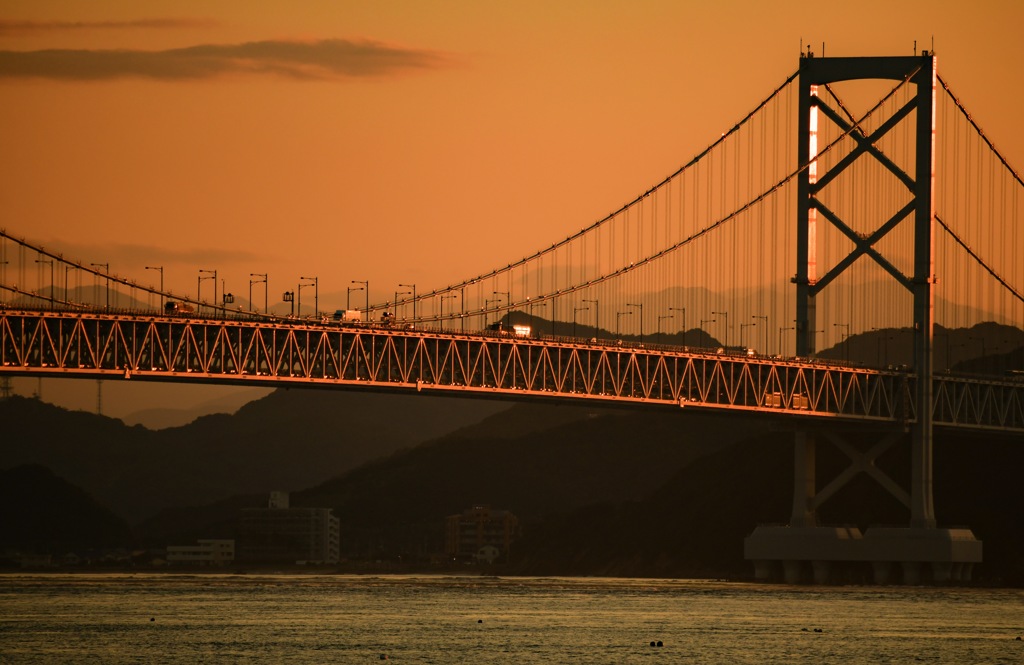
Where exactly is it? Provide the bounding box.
[744,525,981,584]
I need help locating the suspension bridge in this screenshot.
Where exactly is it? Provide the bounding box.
[2,53,1022,584]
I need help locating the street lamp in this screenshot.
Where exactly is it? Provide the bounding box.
[670,307,686,346]
[347,286,363,311]
[626,303,644,343]
[700,318,716,346]
[399,283,417,322]
[616,310,632,338]
[779,326,795,357]
[870,327,893,365]
[657,314,673,343]
[395,289,411,321]
[753,315,768,354]
[573,306,589,338]
[493,291,509,327]
[35,258,54,308]
[583,299,599,339]
[198,269,217,313]
[300,276,318,317]
[250,273,268,313]
[297,280,314,318]
[812,329,825,357]
[282,290,295,317]
[145,266,164,309]
[91,262,110,309]
[740,322,755,350]
[712,311,729,348]
[351,280,369,319]
[834,323,851,361]
[484,298,500,328]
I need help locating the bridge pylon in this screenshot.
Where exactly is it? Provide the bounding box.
[745,52,981,584]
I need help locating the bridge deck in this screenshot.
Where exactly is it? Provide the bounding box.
[2,309,1022,433]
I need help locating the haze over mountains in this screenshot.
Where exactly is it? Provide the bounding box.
[1,390,508,523]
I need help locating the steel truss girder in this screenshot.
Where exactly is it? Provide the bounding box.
[2,310,1021,433]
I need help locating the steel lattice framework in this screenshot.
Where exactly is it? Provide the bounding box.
[2,309,1021,433]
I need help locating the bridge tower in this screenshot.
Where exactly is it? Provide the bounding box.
[745,53,982,584]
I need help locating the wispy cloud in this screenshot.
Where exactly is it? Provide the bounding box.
[0,38,453,81]
[0,18,220,34]
[44,241,266,268]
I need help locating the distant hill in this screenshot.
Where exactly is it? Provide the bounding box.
[120,388,265,429]
[503,428,1024,585]
[134,404,758,548]
[0,465,133,553]
[0,389,510,523]
[135,398,1024,585]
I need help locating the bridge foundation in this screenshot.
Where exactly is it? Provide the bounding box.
[745,525,981,585]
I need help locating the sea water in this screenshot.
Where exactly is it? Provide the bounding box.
[0,574,1021,663]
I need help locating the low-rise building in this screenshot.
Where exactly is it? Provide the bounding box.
[237,492,340,564]
[445,505,519,563]
[166,539,235,566]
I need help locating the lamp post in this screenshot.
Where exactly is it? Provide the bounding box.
[399,283,416,323]
[493,291,510,324]
[300,276,318,318]
[352,280,369,319]
[529,301,547,337]
[779,326,794,357]
[298,279,316,318]
[441,294,458,331]
[282,290,294,317]
[35,258,54,308]
[347,286,363,311]
[484,298,500,328]
[871,327,892,365]
[712,310,729,348]
[91,262,110,309]
[812,329,825,357]
[395,290,411,321]
[657,314,673,343]
[753,315,768,354]
[833,323,851,361]
[616,311,632,338]
[670,307,685,346]
[249,273,267,313]
[573,306,589,338]
[583,299,599,339]
[740,322,755,350]
[145,266,164,309]
[198,269,216,314]
[626,303,643,343]
[700,318,716,346]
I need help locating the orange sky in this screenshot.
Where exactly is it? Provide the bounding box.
[2,0,1023,416]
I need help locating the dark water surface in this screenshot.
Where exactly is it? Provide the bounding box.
[0,574,1021,663]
